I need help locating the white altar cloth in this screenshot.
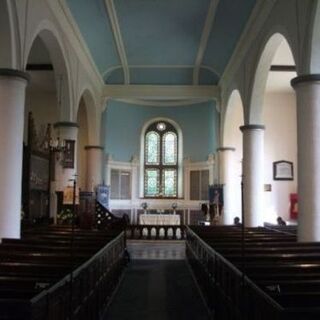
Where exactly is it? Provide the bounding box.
[139,214,180,225]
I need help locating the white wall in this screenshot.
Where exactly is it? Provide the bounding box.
[262,90,297,222]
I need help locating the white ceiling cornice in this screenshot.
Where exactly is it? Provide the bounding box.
[220,0,277,88]
[193,0,220,85]
[103,64,220,82]
[103,85,220,100]
[115,98,212,107]
[48,0,104,88]
[104,0,130,84]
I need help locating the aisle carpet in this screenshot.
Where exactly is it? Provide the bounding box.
[103,260,209,320]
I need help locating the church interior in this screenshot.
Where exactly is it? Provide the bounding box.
[0,0,320,319]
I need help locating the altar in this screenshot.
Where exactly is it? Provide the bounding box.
[139,214,181,225]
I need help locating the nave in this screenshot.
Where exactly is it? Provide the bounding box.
[104,241,209,320]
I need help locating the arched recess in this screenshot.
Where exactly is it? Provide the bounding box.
[0,0,17,68]
[23,34,65,223]
[24,37,60,143]
[25,22,72,121]
[77,98,89,191]
[139,117,183,198]
[222,90,244,220]
[248,32,297,124]
[262,38,297,224]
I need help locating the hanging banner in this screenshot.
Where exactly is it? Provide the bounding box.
[96,185,110,209]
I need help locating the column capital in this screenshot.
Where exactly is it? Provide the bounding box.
[84,145,104,150]
[0,68,30,83]
[240,124,265,132]
[217,147,236,152]
[53,121,79,128]
[291,74,320,88]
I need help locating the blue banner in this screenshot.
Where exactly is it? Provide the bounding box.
[96,185,110,209]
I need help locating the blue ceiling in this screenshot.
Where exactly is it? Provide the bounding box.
[66,0,257,85]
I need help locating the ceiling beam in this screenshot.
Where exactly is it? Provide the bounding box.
[104,0,130,84]
[103,85,220,100]
[193,0,220,85]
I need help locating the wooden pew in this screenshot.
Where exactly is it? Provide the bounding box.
[0,226,125,319]
[186,225,320,320]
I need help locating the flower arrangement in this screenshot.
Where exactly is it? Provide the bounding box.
[141,202,148,210]
[57,208,76,224]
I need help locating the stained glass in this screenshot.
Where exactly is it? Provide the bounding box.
[157,122,166,131]
[163,132,177,165]
[145,169,160,196]
[162,169,177,197]
[145,131,160,164]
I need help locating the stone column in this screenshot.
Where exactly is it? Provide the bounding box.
[53,122,79,191]
[0,69,29,239]
[291,75,320,241]
[240,125,265,227]
[84,145,104,191]
[217,147,236,225]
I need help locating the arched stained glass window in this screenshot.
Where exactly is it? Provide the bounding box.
[144,121,178,198]
[163,132,177,165]
[145,131,160,164]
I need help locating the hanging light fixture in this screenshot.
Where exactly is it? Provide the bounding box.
[43,75,67,160]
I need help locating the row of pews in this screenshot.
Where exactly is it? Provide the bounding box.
[0,225,126,320]
[186,225,320,320]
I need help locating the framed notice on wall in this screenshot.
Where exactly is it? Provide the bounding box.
[63,140,75,168]
[273,160,294,181]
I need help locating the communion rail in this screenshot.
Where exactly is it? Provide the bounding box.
[126,225,186,240]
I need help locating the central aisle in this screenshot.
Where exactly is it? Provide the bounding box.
[103,241,209,320]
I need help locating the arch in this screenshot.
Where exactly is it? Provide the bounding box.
[222,89,244,147]
[221,89,244,222]
[77,99,89,191]
[139,117,183,198]
[76,87,99,145]
[248,32,297,124]
[0,0,18,68]
[25,20,72,121]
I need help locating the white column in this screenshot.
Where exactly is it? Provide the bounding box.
[217,147,236,225]
[53,122,79,191]
[240,125,265,227]
[292,75,320,241]
[85,145,104,191]
[0,69,29,239]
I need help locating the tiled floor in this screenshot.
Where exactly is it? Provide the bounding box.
[127,240,185,260]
